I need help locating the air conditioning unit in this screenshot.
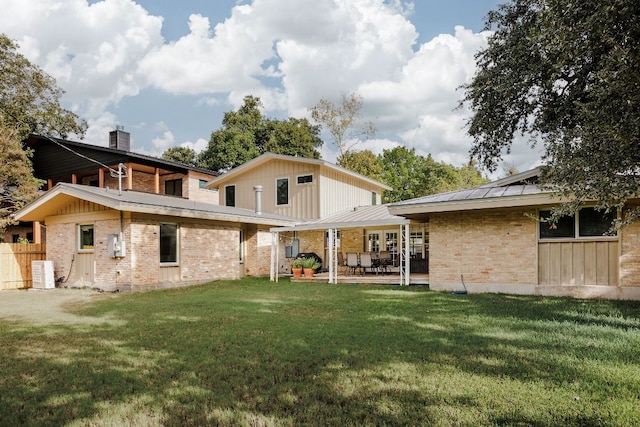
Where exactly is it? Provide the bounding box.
[32,261,55,289]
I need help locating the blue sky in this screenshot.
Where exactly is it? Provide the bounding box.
[1,0,539,175]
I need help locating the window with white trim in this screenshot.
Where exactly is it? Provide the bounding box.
[297,174,313,184]
[78,224,94,251]
[276,177,289,205]
[225,185,236,207]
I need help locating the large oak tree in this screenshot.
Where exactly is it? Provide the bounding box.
[462,0,640,221]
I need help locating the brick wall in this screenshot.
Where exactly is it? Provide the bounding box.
[243,225,273,276]
[620,208,640,287]
[430,208,538,290]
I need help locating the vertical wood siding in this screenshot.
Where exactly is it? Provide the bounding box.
[538,241,619,286]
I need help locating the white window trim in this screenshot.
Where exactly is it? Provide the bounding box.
[275,176,290,206]
[78,224,95,253]
[224,184,236,207]
[296,173,314,185]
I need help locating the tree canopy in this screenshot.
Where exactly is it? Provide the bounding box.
[461,0,640,220]
[337,147,487,203]
[0,34,87,237]
[309,92,376,161]
[196,96,323,173]
[0,34,86,141]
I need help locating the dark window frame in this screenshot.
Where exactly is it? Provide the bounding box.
[165,178,183,197]
[225,185,236,207]
[276,177,289,206]
[538,207,617,240]
[160,223,179,265]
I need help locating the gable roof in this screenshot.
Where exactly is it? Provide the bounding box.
[14,183,296,227]
[388,168,557,215]
[271,204,409,232]
[27,134,218,179]
[206,152,392,191]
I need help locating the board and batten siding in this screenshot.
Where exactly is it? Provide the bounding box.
[538,240,619,286]
[220,159,320,219]
[318,170,380,218]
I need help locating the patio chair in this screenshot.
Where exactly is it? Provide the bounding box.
[379,251,391,274]
[359,252,374,275]
[337,252,348,275]
[346,252,360,275]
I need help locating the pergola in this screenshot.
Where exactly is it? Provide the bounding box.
[269,204,414,286]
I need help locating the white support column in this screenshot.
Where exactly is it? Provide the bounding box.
[270,231,278,282]
[404,224,411,286]
[399,225,404,286]
[328,228,334,284]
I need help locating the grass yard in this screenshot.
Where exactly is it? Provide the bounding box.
[1,278,640,426]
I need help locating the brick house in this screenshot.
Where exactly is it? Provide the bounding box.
[387,169,640,300]
[14,183,295,291]
[5,131,220,244]
[13,146,393,291]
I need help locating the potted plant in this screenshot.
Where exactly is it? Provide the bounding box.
[301,256,321,277]
[290,258,304,278]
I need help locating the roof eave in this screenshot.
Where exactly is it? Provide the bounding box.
[388,193,559,215]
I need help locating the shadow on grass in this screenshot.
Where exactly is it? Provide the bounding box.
[1,280,639,426]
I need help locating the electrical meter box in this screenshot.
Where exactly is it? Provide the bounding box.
[108,234,126,258]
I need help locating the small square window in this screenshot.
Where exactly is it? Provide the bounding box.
[165,179,183,197]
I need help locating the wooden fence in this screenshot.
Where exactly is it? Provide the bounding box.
[0,243,46,290]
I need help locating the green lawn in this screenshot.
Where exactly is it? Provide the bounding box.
[2,278,640,426]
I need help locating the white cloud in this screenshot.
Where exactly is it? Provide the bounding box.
[0,0,540,174]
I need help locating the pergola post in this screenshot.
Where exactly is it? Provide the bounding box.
[270,231,278,282]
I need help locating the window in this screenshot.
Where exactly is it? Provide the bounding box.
[409,231,424,259]
[297,174,313,184]
[225,185,236,207]
[160,223,178,264]
[165,179,183,197]
[539,208,616,239]
[199,179,213,190]
[78,224,94,251]
[367,232,380,252]
[372,192,377,205]
[276,178,289,205]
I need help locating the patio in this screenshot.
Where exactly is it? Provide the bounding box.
[289,271,429,285]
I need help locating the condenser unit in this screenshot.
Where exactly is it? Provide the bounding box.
[32,260,55,289]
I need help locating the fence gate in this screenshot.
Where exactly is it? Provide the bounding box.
[0,243,46,289]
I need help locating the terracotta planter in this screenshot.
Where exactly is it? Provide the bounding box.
[303,268,315,277]
[292,268,303,278]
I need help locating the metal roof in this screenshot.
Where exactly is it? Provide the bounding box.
[15,183,297,227]
[271,204,409,232]
[388,168,557,215]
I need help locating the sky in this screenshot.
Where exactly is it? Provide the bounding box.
[1,0,541,177]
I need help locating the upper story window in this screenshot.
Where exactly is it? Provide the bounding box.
[78,224,94,251]
[276,177,289,206]
[539,207,617,239]
[372,192,377,205]
[199,179,214,190]
[165,179,183,197]
[160,223,179,264]
[225,185,236,207]
[297,174,313,184]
